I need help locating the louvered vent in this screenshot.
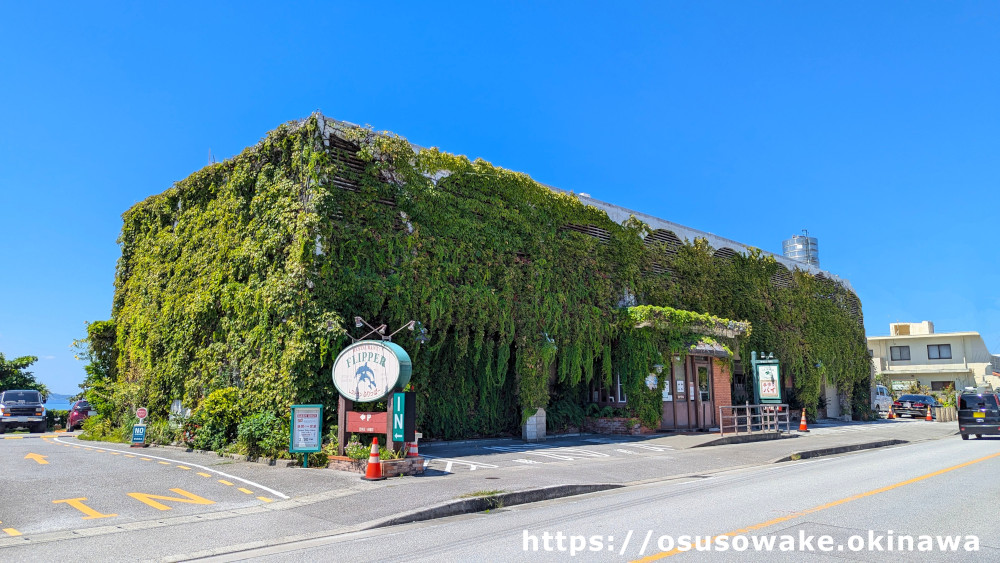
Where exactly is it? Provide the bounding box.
[771,265,793,289]
[561,223,611,243]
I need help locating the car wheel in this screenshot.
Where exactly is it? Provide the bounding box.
[962,434,969,440]
[0,424,5,434]
[34,422,46,433]
[976,434,983,439]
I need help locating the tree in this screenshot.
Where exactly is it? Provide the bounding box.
[71,320,118,417]
[0,353,48,396]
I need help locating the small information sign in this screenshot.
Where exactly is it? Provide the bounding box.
[289,404,323,454]
[131,424,147,445]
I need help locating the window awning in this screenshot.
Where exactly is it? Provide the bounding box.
[689,340,732,358]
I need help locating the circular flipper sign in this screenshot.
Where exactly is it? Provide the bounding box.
[332,341,412,402]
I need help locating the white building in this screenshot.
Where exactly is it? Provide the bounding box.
[868,321,998,393]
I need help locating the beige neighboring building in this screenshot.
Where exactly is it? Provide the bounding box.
[868,321,998,394]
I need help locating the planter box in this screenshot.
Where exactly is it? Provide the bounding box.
[584,417,656,436]
[326,455,425,477]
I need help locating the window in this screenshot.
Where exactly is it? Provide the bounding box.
[931,381,954,391]
[890,346,910,361]
[927,344,952,360]
[615,373,627,403]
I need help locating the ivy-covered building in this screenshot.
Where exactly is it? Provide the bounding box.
[104,113,872,441]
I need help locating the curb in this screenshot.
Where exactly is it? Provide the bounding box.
[369,484,623,528]
[771,439,909,463]
[150,443,299,467]
[691,432,798,448]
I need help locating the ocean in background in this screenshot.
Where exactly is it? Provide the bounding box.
[45,400,71,410]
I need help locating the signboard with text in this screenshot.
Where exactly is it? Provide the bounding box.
[289,404,323,453]
[391,392,415,443]
[346,411,388,434]
[755,363,783,404]
[332,341,412,402]
[131,424,146,445]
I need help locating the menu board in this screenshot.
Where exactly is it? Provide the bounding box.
[289,404,323,453]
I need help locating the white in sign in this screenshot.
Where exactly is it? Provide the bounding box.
[292,407,321,450]
[136,407,148,420]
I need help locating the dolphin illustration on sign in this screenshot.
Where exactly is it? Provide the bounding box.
[356,363,376,389]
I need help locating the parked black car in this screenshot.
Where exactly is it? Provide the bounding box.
[958,392,1000,440]
[0,389,47,433]
[892,394,939,418]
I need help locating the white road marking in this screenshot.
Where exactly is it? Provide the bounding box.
[485,446,574,460]
[52,438,289,499]
[420,454,498,471]
[511,459,541,464]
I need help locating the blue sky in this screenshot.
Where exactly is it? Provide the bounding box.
[2,2,998,394]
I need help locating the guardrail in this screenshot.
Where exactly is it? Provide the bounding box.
[718,403,791,437]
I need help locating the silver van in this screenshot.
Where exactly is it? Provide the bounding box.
[873,384,893,417]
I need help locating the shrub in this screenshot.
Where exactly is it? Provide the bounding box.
[78,415,127,443]
[546,396,585,432]
[345,438,370,460]
[191,387,240,451]
[145,420,179,445]
[46,409,68,430]
[237,411,287,459]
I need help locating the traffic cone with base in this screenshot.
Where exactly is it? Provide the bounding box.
[362,437,385,481]
[407,440,419,458]
[887,405,895,419]
[925,405,933,422]
[798,410,809,432]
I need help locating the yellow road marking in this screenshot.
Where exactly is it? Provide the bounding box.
[257,497,273,503]
[140,457,152,461]
[238,488,254,495]
[41,434,57,438]
[197,472,212,478]
[635,451,1000,561]
[24,453,49,465]
[3,436,23,440]
[125,454,136,458]
[218,480,233,486]
[177,465,191,470]
[3,528,21,536]
[109,452,120,455]
[127,489,215,511]
[53,498,117,520]
[157,461,171,465]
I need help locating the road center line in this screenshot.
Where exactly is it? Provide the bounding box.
[52,437,290,499]
[635,450,1000,561]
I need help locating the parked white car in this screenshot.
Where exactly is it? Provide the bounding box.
[873,384,893,416]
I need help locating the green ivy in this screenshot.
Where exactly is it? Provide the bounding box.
[99,113,870,439]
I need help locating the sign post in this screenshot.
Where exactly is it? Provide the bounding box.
[289,404,323,468]
[332,339,412,455]
[130,406,149,448]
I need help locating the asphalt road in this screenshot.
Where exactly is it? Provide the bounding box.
[0,420,968,561]
[213,436,1000,562]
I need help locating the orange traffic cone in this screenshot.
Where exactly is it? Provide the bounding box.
[887,405,895,420]
[406,440,419,458]
[798,410,809,432]
[925,405,933,421]
[362,437,385,481]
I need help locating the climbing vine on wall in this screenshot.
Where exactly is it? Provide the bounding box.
[104,113,870,438]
